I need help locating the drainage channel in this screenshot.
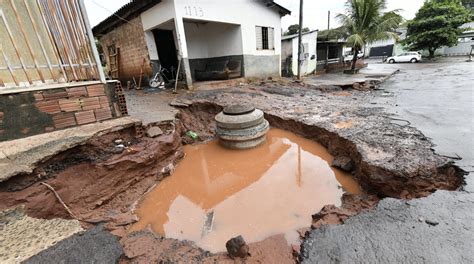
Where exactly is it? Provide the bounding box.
[131,128,362,253]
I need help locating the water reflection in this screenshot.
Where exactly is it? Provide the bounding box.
[131,128,362,252]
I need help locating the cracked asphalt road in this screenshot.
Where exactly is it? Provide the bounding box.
[301,58,474,263]
[371,58,473,188]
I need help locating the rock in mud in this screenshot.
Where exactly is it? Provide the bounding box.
[226,235,250,259]
[145,126,163,138]
[331,156,354,172]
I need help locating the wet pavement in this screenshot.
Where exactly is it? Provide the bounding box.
[370,58,474,189]
[301,58,474,263]
[132,128,361,252]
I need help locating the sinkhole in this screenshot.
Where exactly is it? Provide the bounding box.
[131,128,362,253]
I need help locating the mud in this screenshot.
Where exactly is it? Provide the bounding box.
[131,128,362,253]
[119,230,294,263]
[0,126,183,225]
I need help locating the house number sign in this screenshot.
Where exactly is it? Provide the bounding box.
[184,6,204,17]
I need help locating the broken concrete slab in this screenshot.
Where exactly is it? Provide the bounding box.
[300,190,474,264]
[0,207,83,263]
[0,117,140,183]
[305,67,400,89]
[145,126,163,138]
[124,90,179,126]
[24,225,122,264]
[170,98,193,107]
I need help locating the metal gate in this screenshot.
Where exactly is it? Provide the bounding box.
[0,0,103,88]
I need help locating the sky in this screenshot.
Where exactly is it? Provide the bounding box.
[84,0,425,30]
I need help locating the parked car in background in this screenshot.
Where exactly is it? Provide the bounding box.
[344,51,364,62]
[386,52,422,63]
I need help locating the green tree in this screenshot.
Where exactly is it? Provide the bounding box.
[403,0,472,58]
[337,0,403,70]
[284,24,310,36]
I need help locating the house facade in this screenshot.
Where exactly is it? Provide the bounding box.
[0,0,127,141]
[281,30,318,76]
[93,0,290,88]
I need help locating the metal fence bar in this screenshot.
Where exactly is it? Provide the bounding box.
[41,0,79,81]
[0,0,103,87]
[54,0,87,80]
[24,0,58,82]
[35,0,69,82]
[78,0,106,83]
[0,10,33,85]
[9,0,46,83]
[49,0,83,80]
[64,0,93,79]
[0,42,19,86]
[68,0,97,79]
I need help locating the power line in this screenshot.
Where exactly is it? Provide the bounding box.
[90,0,140,28]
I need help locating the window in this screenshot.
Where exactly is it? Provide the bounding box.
[256,26,274,50]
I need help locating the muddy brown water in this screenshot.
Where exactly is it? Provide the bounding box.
[131,128,362,253]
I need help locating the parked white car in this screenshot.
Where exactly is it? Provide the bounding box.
[386,52,422,63]
[344,51,364,62]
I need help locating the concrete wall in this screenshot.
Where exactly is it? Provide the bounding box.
[243,55,280,78]
[137,0,286,86]
[0,82,126,141]
[290,32,317,76]
[281,39,293,76]
[173,0,282,57]
[98,16,152,83]
[443,41,474,56]
[183,21,243,59]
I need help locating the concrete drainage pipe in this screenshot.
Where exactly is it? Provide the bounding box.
[215,105,269,149]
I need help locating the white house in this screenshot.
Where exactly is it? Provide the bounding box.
[93,0,290,88]
[281,30,318,76]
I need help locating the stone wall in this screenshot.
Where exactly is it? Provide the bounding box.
[0,81,128,141]
[98,16,152,84]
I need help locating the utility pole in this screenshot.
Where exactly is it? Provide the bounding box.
[325,11,330,67]
[297,0,303,80]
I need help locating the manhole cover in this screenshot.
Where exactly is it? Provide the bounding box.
[223,105,255,115]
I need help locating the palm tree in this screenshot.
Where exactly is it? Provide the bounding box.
[337,0,403,70]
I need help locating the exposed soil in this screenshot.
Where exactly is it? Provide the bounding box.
[119,230,294,263]
[0,125,183,225]
[0,83,466,263]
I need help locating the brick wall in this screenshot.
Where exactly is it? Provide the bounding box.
[0,81,128,141]
[98,16,152,83]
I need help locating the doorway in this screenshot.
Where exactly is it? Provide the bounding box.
[152,29,178,81]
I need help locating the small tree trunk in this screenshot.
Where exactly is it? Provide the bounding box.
[428,49,435,59]
[351,49,359,70]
